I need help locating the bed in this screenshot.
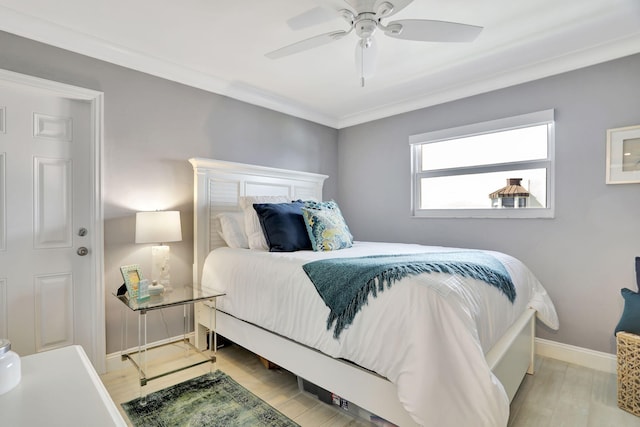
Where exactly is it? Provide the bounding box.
[189,157,558,426]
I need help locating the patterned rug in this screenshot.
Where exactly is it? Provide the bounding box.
[122,370,300,427]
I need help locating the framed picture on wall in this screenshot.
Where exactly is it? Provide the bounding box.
[120,264,144,299]
[606,125,640,184]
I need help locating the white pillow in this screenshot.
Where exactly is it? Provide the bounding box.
[215,212,248,249]
[239,195,289,250]
[211,213,223,245]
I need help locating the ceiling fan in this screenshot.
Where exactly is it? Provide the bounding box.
[266,0,483,87]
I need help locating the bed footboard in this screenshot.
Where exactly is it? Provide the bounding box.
[195,303,537,425]
[485,307,536,401]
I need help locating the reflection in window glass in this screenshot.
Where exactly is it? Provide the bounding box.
[420,169,547,210]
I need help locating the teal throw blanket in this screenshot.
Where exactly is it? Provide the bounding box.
[302,251,515,338]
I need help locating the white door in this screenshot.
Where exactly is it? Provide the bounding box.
[0,82,95,359]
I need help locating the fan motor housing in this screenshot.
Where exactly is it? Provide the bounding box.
[355,13,378,38]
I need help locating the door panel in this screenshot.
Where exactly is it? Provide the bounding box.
[35,272,73,351]
[0,278,6,338]
[34,157,72,248]
[0,152,5,251]
[33,113,72,141]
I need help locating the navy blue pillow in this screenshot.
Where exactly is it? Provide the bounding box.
[615,288,640,336]
[253,201,312,252]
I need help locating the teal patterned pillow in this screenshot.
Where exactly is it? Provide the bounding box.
[302,200,353,251]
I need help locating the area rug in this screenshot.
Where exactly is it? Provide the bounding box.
[122,370,300,427]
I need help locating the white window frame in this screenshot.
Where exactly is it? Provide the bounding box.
[410,109,555,219]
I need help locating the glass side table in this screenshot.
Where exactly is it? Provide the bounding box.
[114,285,225,403]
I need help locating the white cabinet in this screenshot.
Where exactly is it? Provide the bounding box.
[0,345,126,426]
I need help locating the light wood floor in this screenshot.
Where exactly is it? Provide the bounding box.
[100,343,640,427]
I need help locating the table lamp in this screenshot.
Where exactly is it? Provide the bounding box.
[135,211,182,291]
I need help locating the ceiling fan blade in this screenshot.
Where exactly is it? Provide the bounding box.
[265,30,348,59]
[287,6,337,30]
[385,19,483,42]
[374,0,413,18]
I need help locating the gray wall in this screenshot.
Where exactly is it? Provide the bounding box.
[4,28,639,357]
[0,31,339,354]
[337,53,640,354]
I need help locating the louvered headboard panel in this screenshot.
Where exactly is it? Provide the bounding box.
[189,158,327,285]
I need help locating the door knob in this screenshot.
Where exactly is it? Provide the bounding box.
[77,247,89,256]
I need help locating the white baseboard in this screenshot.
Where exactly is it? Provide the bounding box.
[535,338,616,374]
[106,335,617,375]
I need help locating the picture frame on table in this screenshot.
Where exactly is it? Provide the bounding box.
[120,264,144,299]
[606,125,640,184]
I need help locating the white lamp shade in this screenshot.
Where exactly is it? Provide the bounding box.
[135,211,182,244]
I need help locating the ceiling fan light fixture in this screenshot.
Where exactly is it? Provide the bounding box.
[355,37,378,87]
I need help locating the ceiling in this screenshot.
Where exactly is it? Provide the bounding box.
[1,0,639,128]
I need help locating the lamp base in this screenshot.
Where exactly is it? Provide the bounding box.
[151,245,171,290]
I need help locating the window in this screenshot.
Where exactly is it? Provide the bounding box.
[410,109,554,218]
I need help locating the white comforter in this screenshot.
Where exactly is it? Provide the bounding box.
[201,241,558,426]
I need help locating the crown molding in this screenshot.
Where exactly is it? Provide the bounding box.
[1,5,639,130]
[0,5,339,128]
[336,32,640,128]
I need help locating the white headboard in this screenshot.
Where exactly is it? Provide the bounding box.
[189,158,328,285]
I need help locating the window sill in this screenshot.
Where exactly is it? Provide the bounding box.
[412,208,555,219]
